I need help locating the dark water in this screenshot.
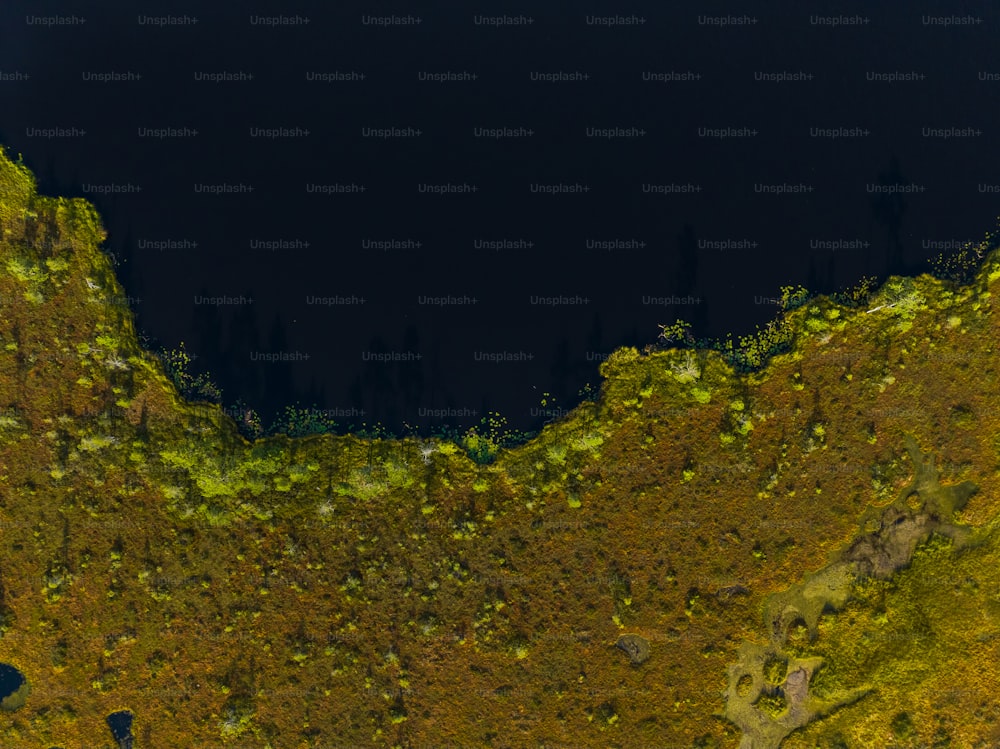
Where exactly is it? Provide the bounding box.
[0,662,24,702]
[2,0,999,434]
[106,709,134,748]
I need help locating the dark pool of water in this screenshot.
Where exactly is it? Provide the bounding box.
[0,662,25,702]
[106,709,134,748]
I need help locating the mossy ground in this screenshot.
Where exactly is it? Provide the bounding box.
[3,145,1000,746]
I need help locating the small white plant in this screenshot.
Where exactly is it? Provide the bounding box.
[866,280,924,317]
[418,442,437,465]
[104,354,130,371]
[574,432,604,453]
[669,351,701,383]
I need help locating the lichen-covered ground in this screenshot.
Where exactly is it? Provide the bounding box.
[3,145,1000,747]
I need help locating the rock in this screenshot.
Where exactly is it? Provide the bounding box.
[615,634,651,665]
